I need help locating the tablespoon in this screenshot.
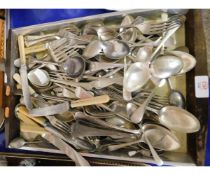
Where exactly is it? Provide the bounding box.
[8,137,43,149]
[101,39,130,59]
[120,15,138,43]
[167,50,197,74]
[107,123,180,151]
[133,46,153,62]
[146,105,200,133]
[27,68,50,87]
[150,55,183,79]
[82,40,103,59]
[124,62,150,92]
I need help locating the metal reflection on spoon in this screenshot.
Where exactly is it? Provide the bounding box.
[124,62,150,92]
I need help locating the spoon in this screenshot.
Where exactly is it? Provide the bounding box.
[107,123,180,151]
[124,62,150,92]
[8,137,42,149]
[167,78,185,108]
[28,68,50,87]
[82,40,103,59]
[167,50,197,74]
[62,56,86,78]
[120,15,138,42]
[102,39,130,59]
[133,46,153,62]
[147,105,200,133]
[150,55,183,79]
[126,103,137,118]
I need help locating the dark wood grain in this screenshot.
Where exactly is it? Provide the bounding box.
[185,10,209,166]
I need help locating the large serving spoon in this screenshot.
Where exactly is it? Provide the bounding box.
[147,105,200,133]
[167,50,197,74]
[124,62,150,92]
[150,55,183,79]
[107,123,180,166]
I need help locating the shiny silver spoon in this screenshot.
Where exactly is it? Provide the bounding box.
[102,39,130,59]
[147,105,200,133]
[150,55,183,79]
[124,62,150,92]
[167,50,196,74]
[82,40,103,59]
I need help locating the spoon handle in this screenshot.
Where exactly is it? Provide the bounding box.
[123,58,132,101]
[108,138,142,152]
[74,112,141,134]
[130,88,156,124]
[144,134,163,166]
[166,78,173,90]
[149,26,180,62]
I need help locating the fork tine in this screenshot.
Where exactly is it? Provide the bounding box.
[55,122,72,133]
[149,23,181,34]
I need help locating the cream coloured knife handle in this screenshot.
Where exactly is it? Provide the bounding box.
[71,95,110,108]
[25,43,48,55]
[13,73,36,95]
[18,35,26,64]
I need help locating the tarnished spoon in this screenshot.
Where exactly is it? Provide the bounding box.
[28,68,50,87]
[8,137,42,149]
[82,40,103,59]
[167,78,185,108]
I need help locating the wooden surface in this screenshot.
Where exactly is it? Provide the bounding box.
[0,10,5,108]
[185,10,209,166]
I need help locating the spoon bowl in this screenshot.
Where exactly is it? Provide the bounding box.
[28,68,50,87]
[168,50,196,74]
[102,39,130,59]
[124,62,150,92]
[150,55,183,79]
[158,106,200,133]
[62,56,86,78]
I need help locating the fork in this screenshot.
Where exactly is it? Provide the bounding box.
[48,37,86,62]
[45,115,72,134]
[32,95,72,134]
[136,15,186,35]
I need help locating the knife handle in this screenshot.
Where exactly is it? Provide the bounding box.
[17,105,47,126]
[18,35,26,64]
[20,122,47,135]
[13,73,36,95]
[71,95,110,108]
[25,43,47,55]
